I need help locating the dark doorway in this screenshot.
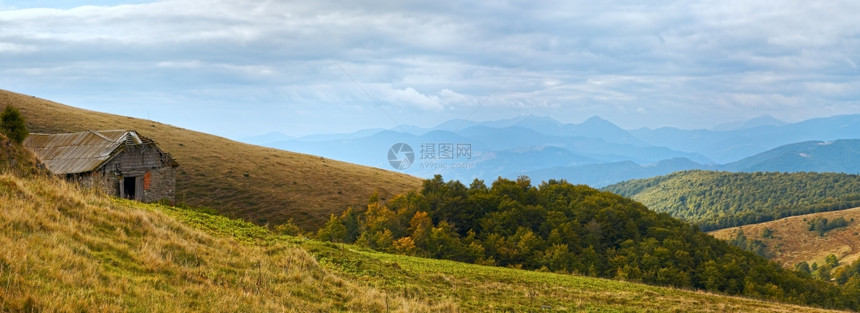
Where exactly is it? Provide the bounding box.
[123,177,136,199]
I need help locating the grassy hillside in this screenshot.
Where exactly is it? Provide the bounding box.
[0,89,422,229]
[0,133,43,176]
[603,171,860,231]
[711,207,860,271]
[0,171,849,312]
[0,174,451,312]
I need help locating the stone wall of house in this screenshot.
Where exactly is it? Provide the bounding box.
[96,172,120,197]
[69,172,119,198]
[140,166,175,203]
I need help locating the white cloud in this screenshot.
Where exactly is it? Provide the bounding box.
[0,42,36,53]
[439,88,473,106]
[2,0,860,136]
[377,86,443,111]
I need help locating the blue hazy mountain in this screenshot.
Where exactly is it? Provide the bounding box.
[524,158,710,187]
[452,125,707,163]
[394,115,644,145]
[264,119,711,183]
[711,114,787,131]
[721,139,860,173]
[520,138,860,187]
[559,116,646,146]
[631,114,860,163]
[247,114,860,187]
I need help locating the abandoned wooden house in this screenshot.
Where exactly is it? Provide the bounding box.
[23,130,178,203]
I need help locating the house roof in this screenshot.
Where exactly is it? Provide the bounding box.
[23,130,146,175]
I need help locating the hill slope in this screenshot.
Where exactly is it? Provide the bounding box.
[710,207,860,271]
[0,170,849,312]
[0,174,450,312]
[603,171,860,230]
[0,89,422,229]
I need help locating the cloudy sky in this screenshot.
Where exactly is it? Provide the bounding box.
[2,1,859,139]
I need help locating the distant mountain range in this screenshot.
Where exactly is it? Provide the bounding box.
[631,114,860,163]
[243,114,860,187]
[722,139,860,173]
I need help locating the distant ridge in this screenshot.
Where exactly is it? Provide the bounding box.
[712,115,786,131]
[248,113,860,188]
[722,139,860,173]
[632,114,860,163]
[258,115,711,186]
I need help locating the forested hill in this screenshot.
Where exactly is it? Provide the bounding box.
[317,175,859,310]
[603,171,860,231]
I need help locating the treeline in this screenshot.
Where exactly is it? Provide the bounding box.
[603,171,860,231]
[807,216,852,236]
[317,175,858,310]
[795,254,842,282]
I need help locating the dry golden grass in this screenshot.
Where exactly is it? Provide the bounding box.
[711,207,860,270]
[0,172,452,312]
[0,132,44,176]
[0,89,422,229]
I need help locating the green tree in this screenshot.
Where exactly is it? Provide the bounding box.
[0,106,28,144]
[700,260,725,290]
[273,218,302,236]
[794,261,811,274]
[425,221,466,261]
[316,214,346,242]
[341,207,361,243]
[816,264,832,281]
[408,211,432,249]
[543,243,573,273]
[826,254,840,268]
[392,236,417,255]
[367,229,394,252]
